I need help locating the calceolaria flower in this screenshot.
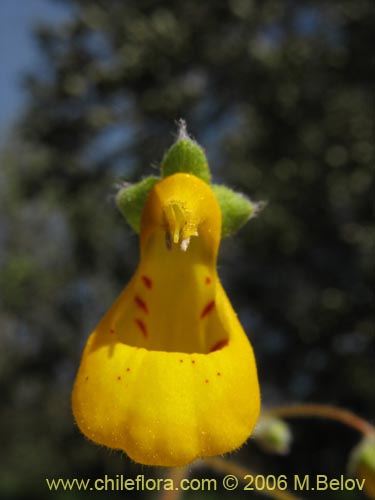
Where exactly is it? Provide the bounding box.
[72,123,261,466]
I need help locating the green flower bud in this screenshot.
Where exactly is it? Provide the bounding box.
[116,176,159,232]
[254,417,292,455]
[348,435,375,499]
[161,121,211,183]
[212,184,263,238]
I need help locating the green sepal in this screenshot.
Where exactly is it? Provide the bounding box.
[253,417,292,455]
[161,138,211,184]
[116,176,159,233]
[212,184,260,238]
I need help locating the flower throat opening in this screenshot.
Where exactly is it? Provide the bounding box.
[110,232,229,354]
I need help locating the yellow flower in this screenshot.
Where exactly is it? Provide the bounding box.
[72,173,260,466]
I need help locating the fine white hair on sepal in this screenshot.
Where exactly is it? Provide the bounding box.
[176,118,190,141]
[114,181,132,190]
[252,200,268,217]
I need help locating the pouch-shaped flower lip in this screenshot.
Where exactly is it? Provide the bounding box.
[72,173,260,467]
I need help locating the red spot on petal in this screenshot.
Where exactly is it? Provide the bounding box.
[205,276,211,284]
[117,375,122,381]
[141,275,152,289]
[209,339,229,352]
[134,318,148,338]
[134,295,148,313]
[200,300,215,319]
[179,359,184,363]
[191,359,196,364]
[217,372,221,376]
[85,376,89,381]
[109,328,115,334]
[205,379,209,384]
[126,368,131,372]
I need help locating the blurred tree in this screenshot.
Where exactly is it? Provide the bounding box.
[0,0,373,499]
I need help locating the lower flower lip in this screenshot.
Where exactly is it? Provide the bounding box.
[72,308,260,467]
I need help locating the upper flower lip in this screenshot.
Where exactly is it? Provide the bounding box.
[94,225,229,355]
[99,174,228,355]
[140,173,221,259]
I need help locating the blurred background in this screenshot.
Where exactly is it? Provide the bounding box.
[0,0,373,499]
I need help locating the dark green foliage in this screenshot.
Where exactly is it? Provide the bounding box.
[0,0,373,498]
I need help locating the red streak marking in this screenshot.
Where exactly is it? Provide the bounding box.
[200,300,215,319]
[141,275,152,289]
[205,276,211,284]
[209,339,229,352]
[117,376,122,381]
[134,318,148,338]
[134,295,148,313]
[85,376,89,381]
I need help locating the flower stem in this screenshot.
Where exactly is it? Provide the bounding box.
[204,456,303,500]
[159,466,191,500]
[263,404,374,436]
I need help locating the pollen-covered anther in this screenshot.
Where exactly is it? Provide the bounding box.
[163,201,198,251]
[180,237,190,252]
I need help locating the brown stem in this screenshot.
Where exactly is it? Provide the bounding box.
[263,404,375,436]
[159,466,191,500]
[204,456,303,500]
